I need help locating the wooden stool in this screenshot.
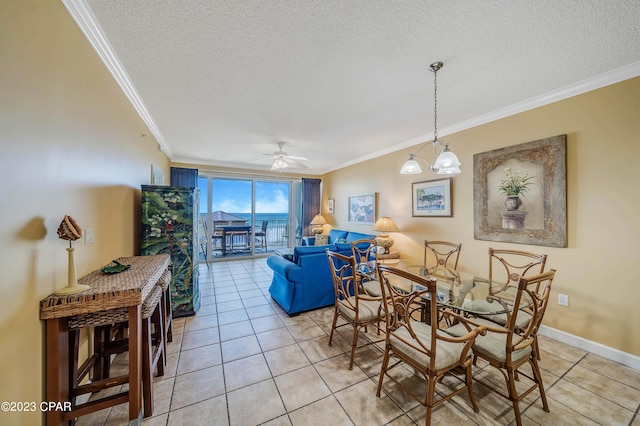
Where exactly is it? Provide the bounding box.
[69,285,165,418]
[157,270,173,345]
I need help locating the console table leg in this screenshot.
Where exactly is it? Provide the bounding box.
[46,318,69,426]
[128,305,142,423]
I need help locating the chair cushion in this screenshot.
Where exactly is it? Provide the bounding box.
[338,297,380,322]
[390,321,465,370]
[362,279,382,297]
[446,318,531,363]
[478,311,532,330]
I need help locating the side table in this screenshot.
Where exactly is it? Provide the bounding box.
[378,251,400,260]
[40,254,169,425]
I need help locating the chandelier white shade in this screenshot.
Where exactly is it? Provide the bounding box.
[400,62,461,176]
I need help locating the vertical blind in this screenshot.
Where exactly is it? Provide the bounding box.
[301,178,321,237]
[170,167,198,187]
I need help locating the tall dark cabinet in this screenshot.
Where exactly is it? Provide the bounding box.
[141,185,200,317]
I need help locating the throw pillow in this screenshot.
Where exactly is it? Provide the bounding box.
[314,234,329,246]
[335,237,347,243]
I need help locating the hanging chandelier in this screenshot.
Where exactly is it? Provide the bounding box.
[400,62,461,175]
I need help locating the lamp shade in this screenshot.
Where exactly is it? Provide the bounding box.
[372,216,399,254]
[310,214,327,225]
[400,157,422,174]
[310,214,327,235]
[372,216,399,233]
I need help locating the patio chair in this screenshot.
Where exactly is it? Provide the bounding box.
[254,220,268,251]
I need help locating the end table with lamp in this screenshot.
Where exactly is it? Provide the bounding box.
[372,216,400,258]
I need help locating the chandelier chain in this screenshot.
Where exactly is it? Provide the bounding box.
[433,65,438,142]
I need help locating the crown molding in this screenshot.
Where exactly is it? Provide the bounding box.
[61,0,172,158]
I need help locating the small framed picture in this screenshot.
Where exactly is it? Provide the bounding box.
[327,198,335,214]
[151,164,165,185]
[348,193,376,224]
[412,178,452,217]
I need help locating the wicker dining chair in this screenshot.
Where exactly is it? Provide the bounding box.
[326,250,384,370]
[481,248,548,359]
[423,240,462,271]
[419,240,463,325]
[446,270,556,426]
[350,238,380,297]
[375,264,486,426]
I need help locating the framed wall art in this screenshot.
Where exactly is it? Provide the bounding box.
[412,178,452,217]
[327,198,335,214]
[348,193,376,224]
[151,164,165,185]
[473,134,567,247]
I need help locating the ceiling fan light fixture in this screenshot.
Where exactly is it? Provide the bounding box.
[271,158,288,170]
[263,141,309,171]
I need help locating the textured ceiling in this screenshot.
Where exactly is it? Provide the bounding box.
[70,0,640,174]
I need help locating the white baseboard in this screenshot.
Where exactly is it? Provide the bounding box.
[539,325,640,371]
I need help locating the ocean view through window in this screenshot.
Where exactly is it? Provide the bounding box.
[197,175,295,261]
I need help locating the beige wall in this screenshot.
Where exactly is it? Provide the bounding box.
[2,2,638,424]
[0,1,169,424]
[322,76,640,357]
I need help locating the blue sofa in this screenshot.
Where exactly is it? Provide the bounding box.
[267,229,375,315]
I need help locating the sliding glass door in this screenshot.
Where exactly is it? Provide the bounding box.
[197,174,295,262]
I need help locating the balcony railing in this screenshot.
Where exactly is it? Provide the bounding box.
[198,218,293,260]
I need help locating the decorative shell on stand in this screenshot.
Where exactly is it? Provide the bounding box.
[57,215,83,241]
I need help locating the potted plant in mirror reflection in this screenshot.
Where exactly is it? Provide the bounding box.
[497,168,535,211]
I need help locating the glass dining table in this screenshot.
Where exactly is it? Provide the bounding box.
[356,260,531,320]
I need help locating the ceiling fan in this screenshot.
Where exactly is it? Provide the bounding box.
[260,141,309,171]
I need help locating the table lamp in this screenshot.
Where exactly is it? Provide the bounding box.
[372,216,400,254]
[310,214,327,235]
[55,215,90,295]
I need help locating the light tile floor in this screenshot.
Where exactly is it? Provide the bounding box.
[79,259,640,425]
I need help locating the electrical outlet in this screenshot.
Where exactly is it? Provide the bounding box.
[85,228,94,244]
[558,293,569,307]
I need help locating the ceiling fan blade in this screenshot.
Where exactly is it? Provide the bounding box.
[287,155,309,161]
[286,158,308,169]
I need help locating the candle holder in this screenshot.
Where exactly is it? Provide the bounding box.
[55,215,90,295]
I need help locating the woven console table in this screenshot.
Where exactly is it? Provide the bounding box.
[40,254,170,425]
